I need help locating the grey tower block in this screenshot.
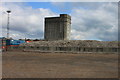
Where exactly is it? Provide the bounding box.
[44,14,71,41]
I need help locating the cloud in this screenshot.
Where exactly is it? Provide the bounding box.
[1,2,118,41]
[70,2,118,41]
[1,2,57,39]
[2,0,119,2]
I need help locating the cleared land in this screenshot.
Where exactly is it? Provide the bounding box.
[2,51,118,78]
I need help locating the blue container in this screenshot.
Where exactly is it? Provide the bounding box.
[6,39,25,46]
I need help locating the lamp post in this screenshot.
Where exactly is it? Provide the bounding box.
[6,10,11,39]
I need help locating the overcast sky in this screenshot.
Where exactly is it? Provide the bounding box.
[1,2,118,41]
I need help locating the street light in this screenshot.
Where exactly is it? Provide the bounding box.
[6,10,11,39]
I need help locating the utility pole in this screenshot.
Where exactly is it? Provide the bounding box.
[6,10,11,51]
[6,10,11,39]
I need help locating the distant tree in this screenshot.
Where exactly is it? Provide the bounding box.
[33,39,39,41]
[26,39,31,41]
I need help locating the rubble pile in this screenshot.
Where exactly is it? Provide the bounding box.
[20,40,118,48]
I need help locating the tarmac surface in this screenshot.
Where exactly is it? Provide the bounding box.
[2,51,118,78]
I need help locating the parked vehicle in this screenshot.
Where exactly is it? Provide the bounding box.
[0,37,26,51]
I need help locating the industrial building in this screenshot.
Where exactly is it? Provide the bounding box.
[44,14,71,41]
[6,14,119,53]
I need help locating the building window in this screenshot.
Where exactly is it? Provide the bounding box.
[83,48,86,52]
[79,48,81,51]
[97,48,103,52]
[112,48,117,52]
[31,46,34,48]
[87,48,93,52]
[37,47,39,49]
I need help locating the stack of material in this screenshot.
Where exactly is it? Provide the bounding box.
[20,40,119,48]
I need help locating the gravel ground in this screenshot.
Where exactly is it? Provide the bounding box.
[2,51,118,78]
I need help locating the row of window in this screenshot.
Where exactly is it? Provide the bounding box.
[21,46,119,52]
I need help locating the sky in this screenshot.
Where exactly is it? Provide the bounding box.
[0,2,118,41]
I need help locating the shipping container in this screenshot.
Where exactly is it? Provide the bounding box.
[6,39,25,45]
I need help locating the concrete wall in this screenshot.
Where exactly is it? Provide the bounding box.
[16,46,119,53]
[17,40,119,53]
[44,14,71,41]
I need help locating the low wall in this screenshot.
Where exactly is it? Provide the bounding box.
[6,46,119,53]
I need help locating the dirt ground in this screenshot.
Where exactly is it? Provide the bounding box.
[2,51,118,78]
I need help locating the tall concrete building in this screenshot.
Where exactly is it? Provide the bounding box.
[44,14,71,41]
